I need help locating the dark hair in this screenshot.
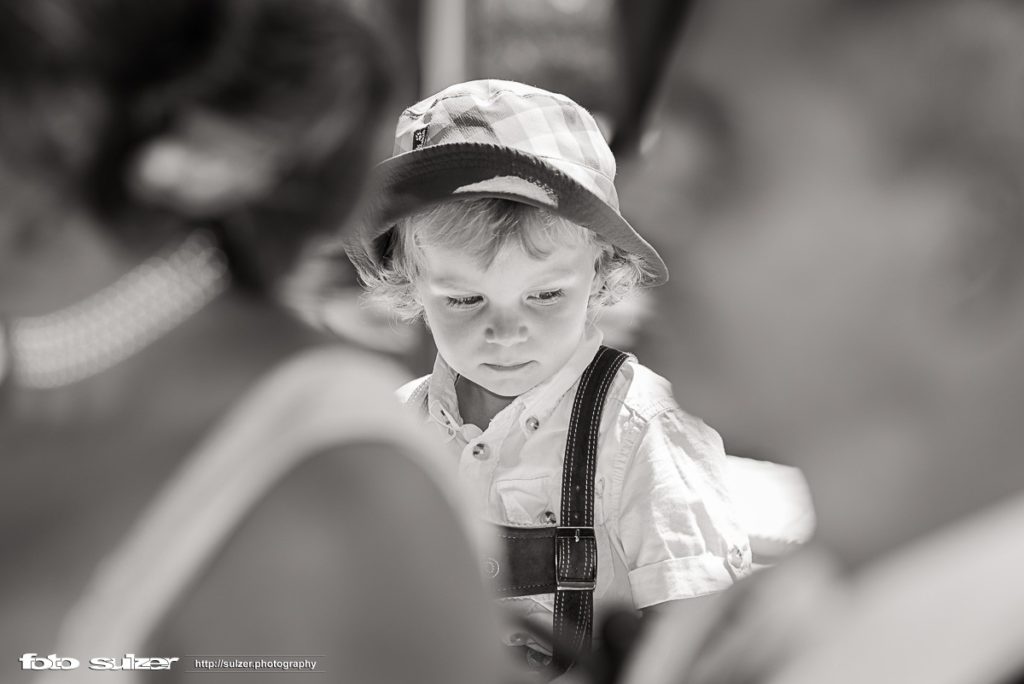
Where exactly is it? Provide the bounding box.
[0,0,393,292]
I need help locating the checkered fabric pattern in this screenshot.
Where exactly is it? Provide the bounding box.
[393,80,620,210]
[348,78,669,285]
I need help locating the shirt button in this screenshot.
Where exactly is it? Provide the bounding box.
[471,443,489,460]
[526,416,540,431]
[543,511,557,524]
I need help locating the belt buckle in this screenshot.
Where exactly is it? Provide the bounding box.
[555,526,597,591]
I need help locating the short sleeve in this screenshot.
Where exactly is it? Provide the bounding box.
[614,408,751,608]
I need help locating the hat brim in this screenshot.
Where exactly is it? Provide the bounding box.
[354,142,668,285]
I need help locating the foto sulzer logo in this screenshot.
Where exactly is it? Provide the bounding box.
[21,652,179,671]
[20,654,79,670]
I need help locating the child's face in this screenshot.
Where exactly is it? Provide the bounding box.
[415,239,599,397]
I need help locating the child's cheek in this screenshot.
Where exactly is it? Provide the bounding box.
[538,303,574,325]
[551,290,592,323]
[429,303,484,341]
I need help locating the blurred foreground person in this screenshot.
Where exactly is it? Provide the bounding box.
[0,1,503,682]
[620,1,1024,683]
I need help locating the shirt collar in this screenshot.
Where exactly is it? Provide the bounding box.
[425,354,467,442]
[425,325,604,438]
[513,325,604,433]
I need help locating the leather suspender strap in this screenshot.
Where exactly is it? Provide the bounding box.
[471,346,628,674]
[493,526,557,597]
[552,345,628,673]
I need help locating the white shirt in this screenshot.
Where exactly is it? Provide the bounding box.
[399,328,751,641]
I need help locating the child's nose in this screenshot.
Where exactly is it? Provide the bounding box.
[484,313,528,346]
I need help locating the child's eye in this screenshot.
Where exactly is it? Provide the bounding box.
[445,295,483,309]
[530,289,565,304]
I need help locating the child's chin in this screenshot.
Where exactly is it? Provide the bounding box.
[475,373,540,398]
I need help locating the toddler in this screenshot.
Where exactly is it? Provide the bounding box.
[348,79,750,674]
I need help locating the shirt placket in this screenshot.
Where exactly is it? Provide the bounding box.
[457,407,518,515]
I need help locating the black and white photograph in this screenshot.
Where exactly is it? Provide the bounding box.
[2,0,1023,682]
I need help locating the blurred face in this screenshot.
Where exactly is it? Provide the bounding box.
[651,76,988,561]
[660,76,951,447]
[415,241,598,398]
[632,6,1024,566]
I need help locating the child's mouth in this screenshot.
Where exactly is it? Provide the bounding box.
[482,361,533,372]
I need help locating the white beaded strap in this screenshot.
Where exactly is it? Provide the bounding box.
[8,231,228,389]
[41,349,458,684]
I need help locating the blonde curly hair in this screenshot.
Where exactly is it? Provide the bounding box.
[351,198,652,323]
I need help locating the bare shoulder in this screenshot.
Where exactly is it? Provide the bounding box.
[144,347,504,682]
[154,439,503,683]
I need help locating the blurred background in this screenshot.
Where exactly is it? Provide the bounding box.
[8,0,1024,679]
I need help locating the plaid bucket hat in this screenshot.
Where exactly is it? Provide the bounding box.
[353,79,668,285]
